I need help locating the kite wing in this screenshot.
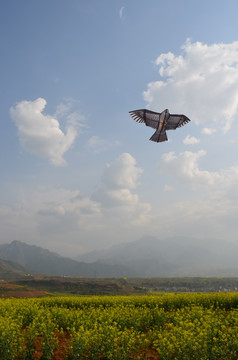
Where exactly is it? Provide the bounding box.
[129,109,160,129]
[166,114,190,130]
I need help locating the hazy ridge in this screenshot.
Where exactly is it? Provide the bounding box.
[76,236,238,277]
[1,236,238,277]
[0,240,134,277]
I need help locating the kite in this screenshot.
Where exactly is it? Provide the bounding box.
[129,109,190,142]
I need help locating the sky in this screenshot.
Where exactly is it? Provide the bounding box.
[1,0,238,257]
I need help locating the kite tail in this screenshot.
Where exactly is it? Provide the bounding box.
[150,131,168,142]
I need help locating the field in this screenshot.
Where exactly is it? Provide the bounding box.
[1,293,238,359]
[6,276,238,297]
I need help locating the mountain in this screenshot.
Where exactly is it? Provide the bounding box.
[0,258,30,280]
[0,240,134,277]
[2,237,238,278]
[76,236,238,277]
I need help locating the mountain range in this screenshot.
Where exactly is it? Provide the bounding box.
[76,236,238,277]
[0,240,134,277]
[1,236,238,277]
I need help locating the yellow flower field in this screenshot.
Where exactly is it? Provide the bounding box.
[1,293,238,359]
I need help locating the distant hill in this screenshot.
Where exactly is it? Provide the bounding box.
[2,236,238,278]
[0,240,134,277]
[76,236,238,277]
[0,258,30,280]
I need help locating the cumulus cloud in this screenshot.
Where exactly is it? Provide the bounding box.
[92,152,151,224]
[92,153,142,206]
[2,147,238,253]
[0,152,152,255]
[160,150,221,186]
[99,152,143,191]
[159,149,238,189]
[183,134,200,145]
[144,40,238,132]
[10,98,80,166]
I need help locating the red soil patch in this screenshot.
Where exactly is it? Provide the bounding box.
[0,283,49,298]
[0,283,20,289]
[144,349,158,359]
[0,289,48,298]
[20,331,70,360]
[20,331,158,360]
[4,290,48,298]
[54,333,71,360]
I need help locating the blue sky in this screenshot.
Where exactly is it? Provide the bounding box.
[1,0,238,256]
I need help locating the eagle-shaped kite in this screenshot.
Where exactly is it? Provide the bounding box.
[129,109,190,142]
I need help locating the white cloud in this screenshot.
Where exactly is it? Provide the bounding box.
[160,150,221,186]
[36,188,101,235]
[0,187,103,255]
[144,40,238,132]
[86,136,120,153]
[99,152,143,190]
[92,152,151,224]
[87,136,106,152]
[0,153,152,255]
[1,148,238,254]
[149,147,238,241]
[159,149,238,189]
[54,98,75,118]
[54,98,87,130]
[10,98,80,166]
[183,134,200,145]
[201,127,216,135]
[119,6,125,19]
